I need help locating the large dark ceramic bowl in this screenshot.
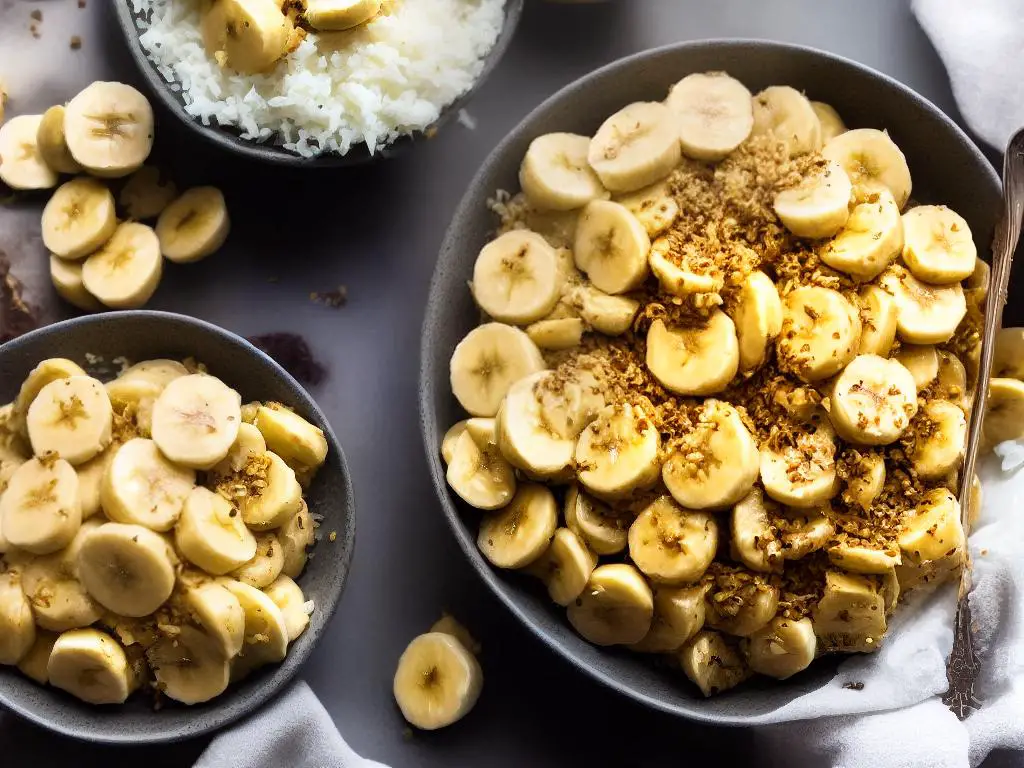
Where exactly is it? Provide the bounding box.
[420,40,1001,722]
[113,0,523,167]
[0,311,354,742]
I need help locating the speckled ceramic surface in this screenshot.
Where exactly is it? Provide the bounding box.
[0,311,354,743]
[113,0,524,168]
[420,40,1001,723]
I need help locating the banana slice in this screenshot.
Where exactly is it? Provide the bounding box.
[841,450,885,510]
[228,450,302,530]
[731,270,783,372]
[429,613,480,656]
[106,376,162,438]
[393,631,483,731]
[812,569,886,652]
[965,257,990,305]
[648,236,725,298]
[202,0,293,73]
[175,486,257,574]
[304,0,381,29]
[442,420,470,463]
[679,630,750,697]
[819,189,903,280]
[856,284,898,356]
[744,617,816,680]
[821,128,912,208]
[909,400,967,481]
[935,350,969,407]
[778,512,834,560]
[50,255,103,312]
[614,181,679,237]
[476,483,557,569]
[81,221,163,309]
[209,421,267,480]
[751,85,821,156]
[705,577,778,637]
[630,585,706,653]
[151,374,241,470]
[251,404,327,471]
[119,166,178,220]
[646,312,739,395]
[25,376,111,467]
[0,115,58,190]
[185,580,245,658]
[42,177,117,261]
[827,541,901,574]
[447,427,516,511]
[470,230,560,324]
[879,264,966,344]
[587,101,682,193]
[901,205,976,284]
[155,186,230,263]
[828,354,918,445]
[37,105,83,174]
[264,574,311,642]
[12,358,88,437]
[17,631,59,684]
[519,132,607,211]
[984,378,1024,446]
[78,523,176,617]
[449,323,545,417]
[760,412,838,508]
[524,527,596,606]
[666,71,754,161]
[567,284,639,335]
[278,499,315,579]
[811,101,846,142]
[894,344,938,390]
[102,438,195,531]
[494,372,573,480]
[0,570,35,664]
[231,532,283,588]
[48,628,133,704]
[730,487,783,573]
[119,359,189,389]
[575,403,661,500]
[662,400,759,510]
[896,488,964,591]
[21,520,103,631]
[628,496,718,585]
[64,82,154,177]
[1,457,81,554]
[774,160,853,239]
[573,200,650,295]
[991,328,1024,379]
[567,563,653,646]
[526,317,586,350]
[776,286,861,382]
[222,579,289,667]
[148,625,230,705]
[564,483,629,555]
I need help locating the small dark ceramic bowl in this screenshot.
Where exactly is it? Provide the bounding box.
[0,311,354,743]
[420,40,1000,722]
[113,0,523,167]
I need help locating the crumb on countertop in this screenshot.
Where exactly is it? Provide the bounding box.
[329,531,337,542]
[70,36,82,50]
[310,285,347,308]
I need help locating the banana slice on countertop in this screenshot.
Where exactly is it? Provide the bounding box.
[776,286,861,382]
[278,500,315,578]
[575,403,661,500]
[42,178,117,261]
[37,105,82,175]
[151,374,241,470]
[447,426,516,511]
[909,400,967,481]
[50,255,104,313]
[303,0,381,30]
[813,569,887,652]
[811,101,847,142]
[148,624,230,705]
[773,160,852,239]
[648,236,726,298]
[0,570,36,665]
[984,378,1024,446]
[222,579,289,671]
[573,200,650,295]
[525,527,596,606]
[901,205,976,284]
[567,563,653,646]
[840,450,885,510]
[470,230,560,324]
[731,270,783,372]
[730,487,783,573]
[564,483,630,555]
[429,612,480,657]
[202,0,293,74]
[679,630,751,697]
[526,317,586,350]
[750,85,821,156]
[449,322,545,417]
[176,485,257,575]
[856,284,899,357]
[662,400,760,510]
[587,101,682,193]
[879,264,966,344]
[81,222,163,309]
[646,312,739,395]
[819,188,903,280]
[495,372,575,480]
[156,187,231,264]
[822,128,912,209]
[567,284,640,336]
[264,574,312,643]
[232,532,283,589]
[760,411,839,508]
[519,132,608,211]
[828,354,918,445]
[26,375,112,465]
[64,82,154,177]
[665,72,754,161]
[0,115,58,190]
[21,519,104,632]
[185,580,245,658]
[393,631,483,731]
[1,457,81,554]
[628,496,718,585]
[896,488,964,592]
[630,584,706,653]
[102,438,195,531]
[827,540,901,574]
[48,628,134,704]
[253,404,327,470]
[614,181,679,238]
[78,522,176,617]
[17,631,59,684]
[477,483,557,569]
[990,327,1024,379]
[119,166,178,221]
[744,617,817,680]
[894,344,938,390]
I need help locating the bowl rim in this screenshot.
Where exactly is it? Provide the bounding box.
[419,38,1000,724]
[0,309,355,743]
[112,0,524,168]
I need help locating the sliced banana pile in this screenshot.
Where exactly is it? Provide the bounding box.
[0,356,329,707]
[441,69,985,699]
